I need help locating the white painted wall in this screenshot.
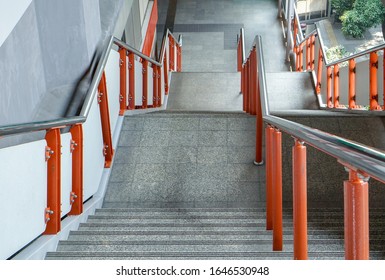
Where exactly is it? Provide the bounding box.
[0,0,32,47]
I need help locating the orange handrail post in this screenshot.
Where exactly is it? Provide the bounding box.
[333,64,340,108]
[326,66,333,108]
[316,49,323,94]
[370,52,381,110]
[310,35,315,70]
[265,126,274,230]
[255,73,263,165]
[241,65,246,111]
[272,129,283,251]
[245,58,250,113]
[128,52,135,110]
[119,48,127,115]
[44,128,61,234]
[98,72,114,168]
[69,124,83,216]
[292,140,308,260]
[348,59,356,109]
[142,60,148,109]
[169,35,175,71]
[344,169,369,260]
[299,43,304,72]
[250,47,257,116]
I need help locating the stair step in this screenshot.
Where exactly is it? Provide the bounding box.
[44,251,352,260]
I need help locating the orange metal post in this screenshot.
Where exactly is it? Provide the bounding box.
[292,140,308,260]
[128,52,135,110]
[316,49,323,94]
[265,126,274,230]
[98,72,114,168]
[142,60,148,109]
[245,59,250,114]
[293,18,298,54]
[348,59,356,109]
[169,35,175,71]
[119,49,127,115]
[310,35,315,70]
[344,170,369,260]
[164,52,169,95]
[44,128,61,234]
[69,124,83,216]
[255,81,263,165]
[250,48,257,116]
[272,129,283,251]
[326,66,333,108]
[370,52,380,110]
[296,46,300,72]
[241,65,246,111]
[333,64,340,108]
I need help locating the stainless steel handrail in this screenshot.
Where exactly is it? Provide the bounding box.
[0,29,182,138]
[243,34,385,183]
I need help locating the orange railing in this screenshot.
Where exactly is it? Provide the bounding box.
[0,30,182,259]
[238,29,385,260]
[291,6,385,111]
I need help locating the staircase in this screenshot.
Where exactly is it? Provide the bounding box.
[46,207,385,260]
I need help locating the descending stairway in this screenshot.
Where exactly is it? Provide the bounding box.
[45,207,385,260]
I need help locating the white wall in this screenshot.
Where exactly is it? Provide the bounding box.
[0,0,32,47]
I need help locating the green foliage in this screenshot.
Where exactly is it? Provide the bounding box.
[325,45,349,66]
[331,0,354,18]
[340,0,385,38]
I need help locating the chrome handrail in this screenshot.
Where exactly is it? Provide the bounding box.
[0,29,182,138]
[243,34,385,183]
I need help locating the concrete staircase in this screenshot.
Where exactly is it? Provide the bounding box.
[45,207,385,260]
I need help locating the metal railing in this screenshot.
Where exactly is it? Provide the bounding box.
[237,28,385,260]
[291,5,385,111]
[0,27,182,259]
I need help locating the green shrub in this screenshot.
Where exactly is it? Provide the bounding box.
[340,0,385,38]
[331,0,354,18]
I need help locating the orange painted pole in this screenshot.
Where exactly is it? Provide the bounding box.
[265,126,274,230]
[128,52,135,110]
[250,48,257,116]
[98,72,114,168]
[169,35,175,71]
[142,60,148,109]
[333,64,340,108]
[245,59,250,114]
[272,129,283,251]
[296,46,300,72]
[44,128,61,234]
[348,59,356,109]
[119,48,127,115]
[370,52,380,110]
[69,124,83,216]
[316,49,323,94]
[327,66,333,108]
[255,82,263,165]
[241,64,246,111]
[292,140,308,260]
[344,170,369,260]
[164,52,169,95]
[310,35,315,70]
